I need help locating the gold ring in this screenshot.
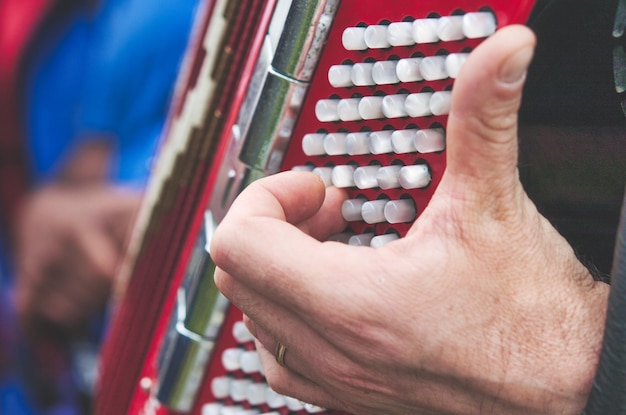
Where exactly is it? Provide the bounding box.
[274,342,287,367]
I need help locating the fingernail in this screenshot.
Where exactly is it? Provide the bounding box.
[499,46,534,84]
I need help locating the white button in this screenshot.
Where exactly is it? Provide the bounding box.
[399,165,432,189]
[462,12,497,39]
[420,56,448,81]
[415,128,445,153]
[211,377,231,400]
[387,22,414,46]
[348,233,375,246]
[285,397,305,411]
[371,233,399,248]
[376,165,402,189]
[369,130,394,154]
[392,129,418,154]
[230,379,252,402]
[265,387,287,409]
[354,165,380,189]
[445,53,469,79]
[359,96,385,119]
[430,91,452,115]
[372,61,399,85]
[304,403,327,413]
[361,199,389,224]
[342,27,367,50]
[346,132,371,155]
[291,165,314,172]
[315,99,340,122]
[437,16,464,41]
[384,199,417,223]
[337,98,362,121]
[332,165,356,188]
[328,65,354,88]
[240,350,262,374]
[327,232,354,243]
[246,383,267,406]
[405,92,433,117]
[312,167,333,187]
[302,133,326,156]
[324,132,348,155]
[396,57,424,83]
[232,321,254,344]
[412,18,439,43]
[201,403,222,415]
[364,25,391,49]
[342,198,366,221]
[351,63,375,86]
[221,348,243,371]
[382,94,409,118]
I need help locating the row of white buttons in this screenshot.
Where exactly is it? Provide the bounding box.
[329,53,468,88]
[221,348,263,374]
[310,163,431,190]
[342,12,496,50]
[329,232,399,248]
[209,379,324,412]
[303,127,445,157]
[342,197,417,224]
[316,91,451,123]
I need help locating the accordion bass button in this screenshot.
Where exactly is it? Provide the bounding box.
[359,96,385,120]
[354,165,381,189]
[387,21,415,46]
[399,165,432,189]
[346,132,371,155]
[265,386,287,409]
[384,199,417,224]
[240,350,262,374]
[348,233,375,246]
[351,62,376,86]
[463,12,497,39]
[369,130,394,155]
[342,198,366,222]
[337,98,363,121]
[437,16,465,42]
[430,91,452,116]
[328,64,354,88]
[302,133,327,156]
[315,99,341,122]
[331,165,356,188]
[396,57,424,83]
[361,199,389,224]
[412,18,439,43]
[391,129,418,154]
[210,377,231,400]
[312,167,333,187]
[364,25,391,49]
[445,53,469,79]
[382,94,409,118]
[415,128,446,153]
[420,56,449,81]
[405,92,433,117]
[371,233,400,248]
[232,320,254,344]
[376,165,402,190]
[324,132,349,155]
[221,348,244,371]
[342,26,368,50]
[372,60,400,85]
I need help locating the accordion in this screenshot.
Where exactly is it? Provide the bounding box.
[96,1,535,414]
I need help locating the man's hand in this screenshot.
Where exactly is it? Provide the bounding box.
[14,185,141,333]
[211,26,610,414]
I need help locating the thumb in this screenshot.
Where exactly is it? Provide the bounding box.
[443,25,535,205]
